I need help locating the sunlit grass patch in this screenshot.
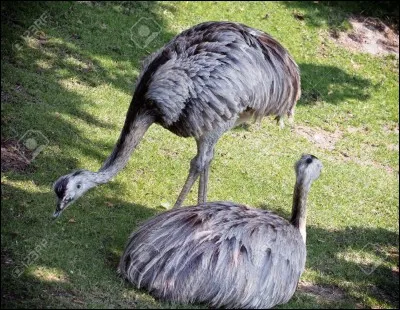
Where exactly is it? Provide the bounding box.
[1,1,398,309]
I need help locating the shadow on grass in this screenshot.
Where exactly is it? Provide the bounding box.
[233,61,372,132]
[1,1,375,183]
[2,187,398,308]
[298,63,372,106]
[1,182,162,308]
[281,1,399,32]
[260,203,399,308]
[1,1,177,184]
[1,3,177,306]
[1,1,397,308]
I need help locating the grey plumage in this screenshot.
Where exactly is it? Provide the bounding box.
[53,21,301,217]
[119,154,322,309]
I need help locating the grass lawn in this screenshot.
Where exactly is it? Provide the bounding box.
[1,1,398,308]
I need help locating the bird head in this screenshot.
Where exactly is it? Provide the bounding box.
[52,170,95,219]
[295,154,323,186]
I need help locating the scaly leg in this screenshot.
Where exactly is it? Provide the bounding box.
[173,118,237,209]
[198,142,217,204]
[173,139,212,208]
[198,162,209,204]
[173,157,202,209]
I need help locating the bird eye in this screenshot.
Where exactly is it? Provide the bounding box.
[306,158,313,164]
[77,184,81,189]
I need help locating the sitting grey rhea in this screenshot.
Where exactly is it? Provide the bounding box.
[52,21,300,218]
[118,154,322,309]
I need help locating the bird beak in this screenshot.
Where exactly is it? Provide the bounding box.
[52,201,65,219]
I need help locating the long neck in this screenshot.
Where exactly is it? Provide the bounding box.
[290,179,311,243]
[94,103,154,184]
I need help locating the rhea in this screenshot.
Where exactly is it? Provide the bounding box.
[52,21,301,218]
[119,154,322,309]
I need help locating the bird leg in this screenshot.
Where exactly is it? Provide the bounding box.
[173,156,202,209]
[173,136,216,208]
[198,144,216,204]
[198,166,209,204]
[173,119,237,209]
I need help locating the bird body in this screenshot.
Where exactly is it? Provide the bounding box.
[119,202,305,309]
[119,154,322,309]
[53,21,301,217]
[142,21,300,138]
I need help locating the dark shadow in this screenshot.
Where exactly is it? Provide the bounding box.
[258,203,399,308]
[1,2,398,309]
[305,226,399,307]
[1,1,178,188]
[1,179,398,308]
[298,63,372,105]
[232,122,253,132]
[1,2,375,190]
[1,182,161,308]
[2,3,178,307]
[281,1,399,32]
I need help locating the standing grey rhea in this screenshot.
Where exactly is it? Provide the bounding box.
[119,154,322,309]
[52,21,301,218]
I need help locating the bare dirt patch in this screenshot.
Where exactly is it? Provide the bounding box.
[383,123,399,135]
[294,125,396,173]
[338,149,396,174]
[331,16,399,57]
[295,125,342,151]
[298,280,347,303]
[1,139,31,172]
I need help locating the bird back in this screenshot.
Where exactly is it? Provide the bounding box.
[119,201,306,308]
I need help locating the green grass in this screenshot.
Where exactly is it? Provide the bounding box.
[1,1,398,308]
